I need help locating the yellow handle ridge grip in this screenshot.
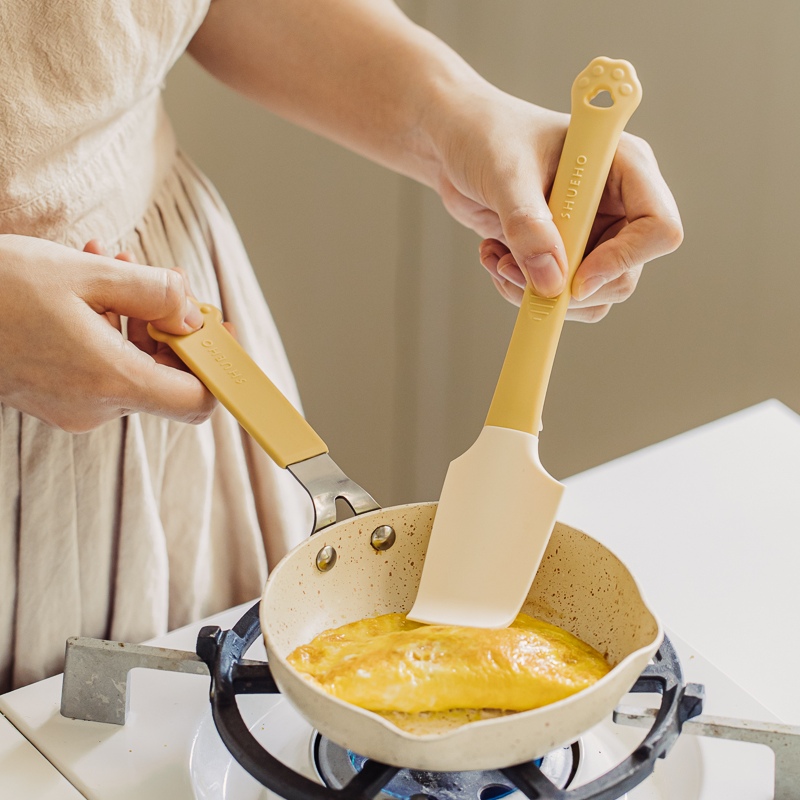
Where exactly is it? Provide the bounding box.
[485,57,642,435]
[148,304,327,469]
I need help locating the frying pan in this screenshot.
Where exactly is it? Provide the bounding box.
[262,507,661,771]
[152,304,662,772]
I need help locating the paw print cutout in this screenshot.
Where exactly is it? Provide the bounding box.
[572,57,642,114]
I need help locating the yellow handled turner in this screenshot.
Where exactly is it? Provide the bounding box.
[408,57,643,628]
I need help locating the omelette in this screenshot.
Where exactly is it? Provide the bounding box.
[287,612,611,729]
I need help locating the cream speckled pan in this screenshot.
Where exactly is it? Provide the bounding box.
[260,503,662,771]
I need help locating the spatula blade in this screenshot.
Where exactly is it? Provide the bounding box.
[408,426,563,628]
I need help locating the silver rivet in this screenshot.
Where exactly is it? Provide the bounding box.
[315,545,337,572]
[370,525,396,551]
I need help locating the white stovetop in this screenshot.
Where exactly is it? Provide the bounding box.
[0,605,778,800]
[0,712,82,799]
[1,399,797,799]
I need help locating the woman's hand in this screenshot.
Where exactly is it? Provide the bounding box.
[425,90,683,321]
[0,234,216,432]
[190,0,681,321]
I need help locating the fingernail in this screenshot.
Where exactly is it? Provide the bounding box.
[574,275,605,301]
[497,262,527,289]
[494,275,514,300]
[523,253,564,297]
[480,247,500,272]
[184,301,203,331]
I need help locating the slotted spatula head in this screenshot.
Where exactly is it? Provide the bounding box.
[408,57,643,628]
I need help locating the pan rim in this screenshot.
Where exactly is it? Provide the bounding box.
[261,502,663,744]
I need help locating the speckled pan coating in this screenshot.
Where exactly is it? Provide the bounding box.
[261,502,662,771]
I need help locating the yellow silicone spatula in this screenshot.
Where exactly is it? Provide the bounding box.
[408,57,642,628]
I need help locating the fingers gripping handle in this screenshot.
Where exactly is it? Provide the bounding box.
[485,58,642,435]
[148,305,327,469]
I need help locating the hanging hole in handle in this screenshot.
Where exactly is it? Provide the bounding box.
[334,496,356,521]
[589,90,614,108]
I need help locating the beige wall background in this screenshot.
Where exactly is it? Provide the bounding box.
[164,1,800,509]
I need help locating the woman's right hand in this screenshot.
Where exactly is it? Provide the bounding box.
[0,234,217,432]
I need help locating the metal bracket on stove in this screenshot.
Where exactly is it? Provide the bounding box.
[615,704,800,800]
[59,636,263,725]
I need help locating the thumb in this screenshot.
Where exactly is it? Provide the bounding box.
[495,179,567,298]
[82,257,203,334]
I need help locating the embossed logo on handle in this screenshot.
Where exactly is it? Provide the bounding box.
[200,338,247,384]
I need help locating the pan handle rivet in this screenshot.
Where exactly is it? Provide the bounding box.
[370,525,396,551]
[315,545,337,572]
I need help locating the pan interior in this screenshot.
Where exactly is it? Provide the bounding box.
[260,503,662,766]
[263,503,659,668]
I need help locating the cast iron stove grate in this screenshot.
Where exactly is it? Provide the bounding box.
[196,602,704,800]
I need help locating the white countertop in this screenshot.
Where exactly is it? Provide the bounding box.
[560,399,800,724]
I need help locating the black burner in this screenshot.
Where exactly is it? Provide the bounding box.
[313,734,580,799]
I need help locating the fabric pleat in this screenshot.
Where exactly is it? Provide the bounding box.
[0,408,20,688]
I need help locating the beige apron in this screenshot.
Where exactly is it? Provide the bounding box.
[0,0,310,691]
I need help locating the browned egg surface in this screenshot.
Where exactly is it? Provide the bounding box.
[286,612,611,728]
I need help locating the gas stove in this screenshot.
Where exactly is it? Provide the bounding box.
[1,400,799,799]
[0,602,789,800]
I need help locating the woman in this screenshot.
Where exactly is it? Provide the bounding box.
[0,0,682,691]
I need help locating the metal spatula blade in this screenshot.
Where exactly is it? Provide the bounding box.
[408,57,643,628]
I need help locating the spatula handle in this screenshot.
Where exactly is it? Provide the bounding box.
[148,304,327,468]
[485,57,642,435]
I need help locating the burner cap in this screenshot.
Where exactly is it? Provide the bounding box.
[312,733,579,799]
